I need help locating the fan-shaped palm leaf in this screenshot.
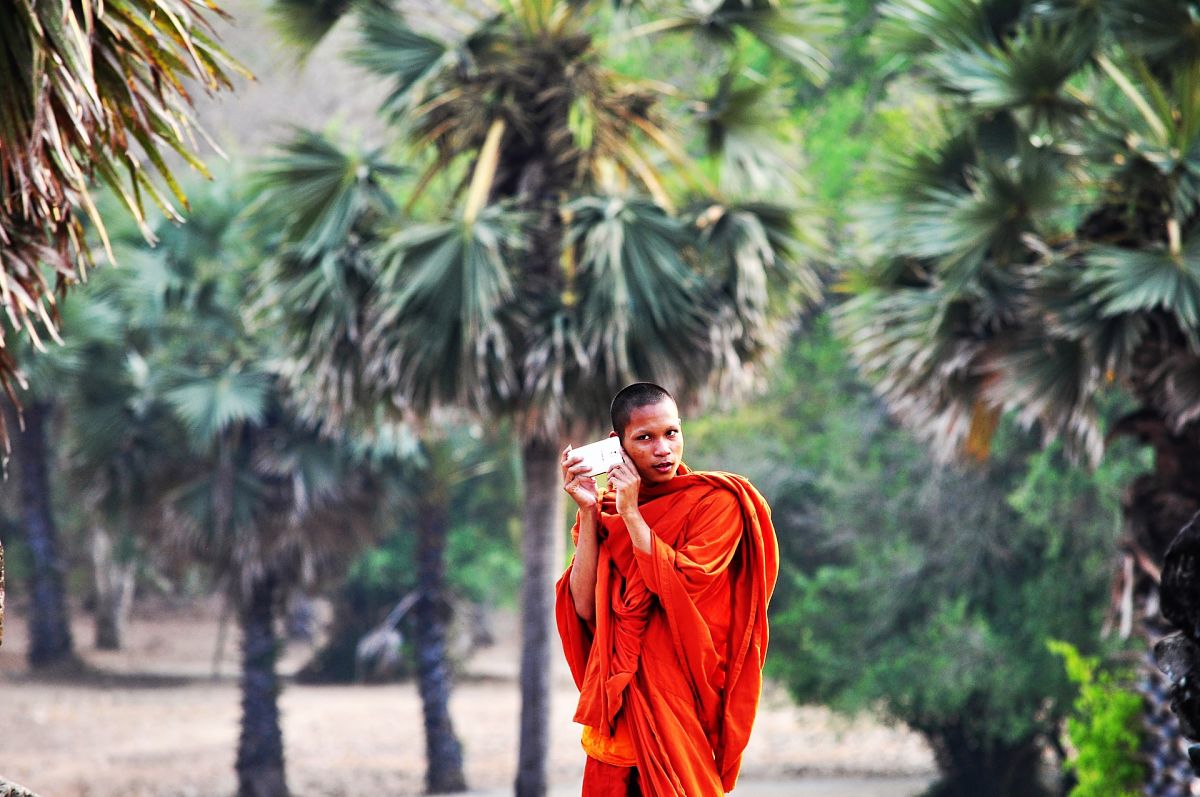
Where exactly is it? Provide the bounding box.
[895,149,1064,291]
[675,0,837,83]
[692,200,822,320]
[695,73,801,198]
[352,4,456,117]
[875,0,989,56]
[269,0,356,52]
[1082,238,1200,332]
[366,206,526,412]
[1088,56,1200,224]
[1105,0,1200,67]
[926,21,1088,128]
[988,331,1103,461]
[252,130,402,261]
[165,370,273,448]
[568,195,713,384]
[837,285,992,455]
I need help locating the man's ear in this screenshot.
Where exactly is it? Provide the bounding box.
[608,431,619,439]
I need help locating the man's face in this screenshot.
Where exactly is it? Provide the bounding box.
[617,399,684,484]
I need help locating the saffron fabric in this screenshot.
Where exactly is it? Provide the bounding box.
[582,755,642,796]
[556,464,779,796]
[582,713,637,766]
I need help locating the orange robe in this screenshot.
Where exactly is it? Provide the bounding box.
[555,465,779,795]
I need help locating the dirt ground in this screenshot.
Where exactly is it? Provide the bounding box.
[0,599,934,796]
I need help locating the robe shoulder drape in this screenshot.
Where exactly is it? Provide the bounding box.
[556,466,778,795]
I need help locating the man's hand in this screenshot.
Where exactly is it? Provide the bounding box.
[608,449,642,519]
[562,446,599,511]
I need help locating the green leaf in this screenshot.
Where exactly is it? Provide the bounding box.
[165,370,272,445]
[352,5,450,116]
[568,195,712,383]
[1083,238,1200,329]
[367,205,525,411]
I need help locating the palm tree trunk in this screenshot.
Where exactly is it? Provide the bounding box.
[91,525,136,650]
[414,495,468,794]
[236,572,289,797]
[515,436,564,797]
[6,399,74,667]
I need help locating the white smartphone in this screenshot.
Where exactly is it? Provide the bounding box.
[572,437,625,477]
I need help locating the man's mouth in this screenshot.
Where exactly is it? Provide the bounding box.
[653,462,674,473]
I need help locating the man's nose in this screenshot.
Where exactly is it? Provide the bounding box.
[653,440,670,455]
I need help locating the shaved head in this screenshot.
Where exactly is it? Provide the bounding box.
[610,382,675,439]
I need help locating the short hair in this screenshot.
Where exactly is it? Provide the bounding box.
[610,382,675,438]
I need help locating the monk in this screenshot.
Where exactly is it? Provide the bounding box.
[555,382,779,796]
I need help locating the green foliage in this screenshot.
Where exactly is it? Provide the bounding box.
[693,317,1132,779]
[255,0,836,441]
[838,0,1200,465]
[1048,640,1145,797]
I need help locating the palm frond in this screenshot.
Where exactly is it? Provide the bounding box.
[1082,237,1200,331]
[926,21,1088,128]
[988,331,1103,462]
[1104,0,1200,68]
[252,129,401,261]
[1087,55,1200,223]
[695,72,800,198]
[567,195,713,385]
[0,0,243,402]
[836,285,993,459]
[1036,254,1149,377]
[165,370,273,447]
[352,4,454,117]
[269,0,357,52]
[257,245,380,432]
[678,0,838,83]
[691,200,822,321]
[365,205,526,413]
[892,149,1064,291]
[875,0,989,56]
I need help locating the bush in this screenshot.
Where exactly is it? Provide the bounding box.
[1049,640,1145,797]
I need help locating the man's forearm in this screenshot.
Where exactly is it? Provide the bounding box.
[619,508,652,554]
[569,507,600,623]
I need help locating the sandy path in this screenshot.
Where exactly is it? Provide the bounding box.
[0,601,934,796]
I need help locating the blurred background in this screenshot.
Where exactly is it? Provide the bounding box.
[3,1,1198,796]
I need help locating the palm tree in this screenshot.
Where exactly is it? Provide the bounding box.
[163,373,375,797]
[109,178,379,797]
[251,134,475,792]
[0,289,137,667]
[838,0,1200,791]
[0,0,243,408]
[258,2,834,793]
[401,432,502,794]
[59,268,193,651]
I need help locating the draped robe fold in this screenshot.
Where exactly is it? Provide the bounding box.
[555,466,779,795]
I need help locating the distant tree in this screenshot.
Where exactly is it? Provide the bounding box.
[96,179,378,797]
[838,0,1200,789]
[691,320,1139,796]
[1,291,137,666]
[258,3,835,791]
